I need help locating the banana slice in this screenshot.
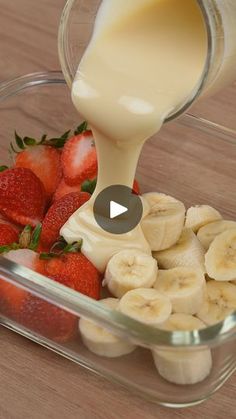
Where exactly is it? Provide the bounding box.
[185,205,222,233]
[152,314,212,385]
[205,229,236,281]
[197,220,236,250]
[154,228,206,273]
[197,280,236,325]
[103,249,158,298]
[79,298,136,357]
[140,196,151,219]
[141,192,185,251]
[154,267,205,315]
[118,288,172,326]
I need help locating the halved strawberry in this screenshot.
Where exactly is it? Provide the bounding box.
[0,223,19,246]
[41,192,90,247]
[0,168,46,227]
[61,131,97,186]
[15,146,62,200]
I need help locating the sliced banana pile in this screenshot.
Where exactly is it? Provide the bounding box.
[78,193,236,386]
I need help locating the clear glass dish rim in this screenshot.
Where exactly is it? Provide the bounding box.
[0,71,236,349]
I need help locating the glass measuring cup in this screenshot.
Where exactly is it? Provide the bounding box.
[58,0,236,122]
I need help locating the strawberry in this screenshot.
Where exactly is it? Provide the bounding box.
[62,130,97,186]
[45,252,101,300]
[133,179,140,195]
[0,249,78,342]
[15,146,62,200]
[1,249,100,342]
[5,249,46,274]
[53,178,82,202]
[0,168,46,227]
[0,213,21,234]
[0,223,19,246]
[41,192,90,247]
[0,249,46,318]
[18,295,78,342]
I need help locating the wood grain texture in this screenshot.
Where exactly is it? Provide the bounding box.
[0,1,236,418]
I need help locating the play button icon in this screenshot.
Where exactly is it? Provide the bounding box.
[93,185,143,234]
[110,201,128,219]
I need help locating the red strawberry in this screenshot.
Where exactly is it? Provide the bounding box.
[133,179,140,195]
[61,131,97,186]
[0,168,46,227]
[0,223,19,246]
[0,249,77,342]
[18,295,77,343]
[15,145,62,200]
[45,253,101,300]
[53,178,82,202]
[41,192,90,247]
[0,213,21,234]
[20,250,100,342]
[0,249,46,318]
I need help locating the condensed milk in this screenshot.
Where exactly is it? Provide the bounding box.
[61,0,208,272]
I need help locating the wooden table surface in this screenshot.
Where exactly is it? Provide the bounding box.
[0,1,236,418]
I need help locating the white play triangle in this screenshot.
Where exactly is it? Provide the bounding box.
[110,201,128,219]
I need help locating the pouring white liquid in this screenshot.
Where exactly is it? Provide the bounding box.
[61,0,208,272]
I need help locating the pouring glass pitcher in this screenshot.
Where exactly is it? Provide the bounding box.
[58,0,236,122]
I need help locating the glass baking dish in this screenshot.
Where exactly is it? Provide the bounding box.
[0,71,235,409]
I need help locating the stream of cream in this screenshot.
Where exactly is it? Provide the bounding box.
[61,0,207,272]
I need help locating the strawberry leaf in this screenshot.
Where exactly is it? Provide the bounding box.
[0,243,20,254]
[61,130,71,140]
[0,165,8,172]
[81,178,97,195]
[11,128,72,153]
[50,238,83,255]
[74,121,88,135]
[50,237,68,253]
[41,130,71,148]
[63,240,83,254]
[40,239,83,260]
[45,138,66,148]
[23,137,37,146]
[15,131,26,150]
[39,252,58,260]
[40,134,47,144]
[29,223,42,251]
[0,245,11,254]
